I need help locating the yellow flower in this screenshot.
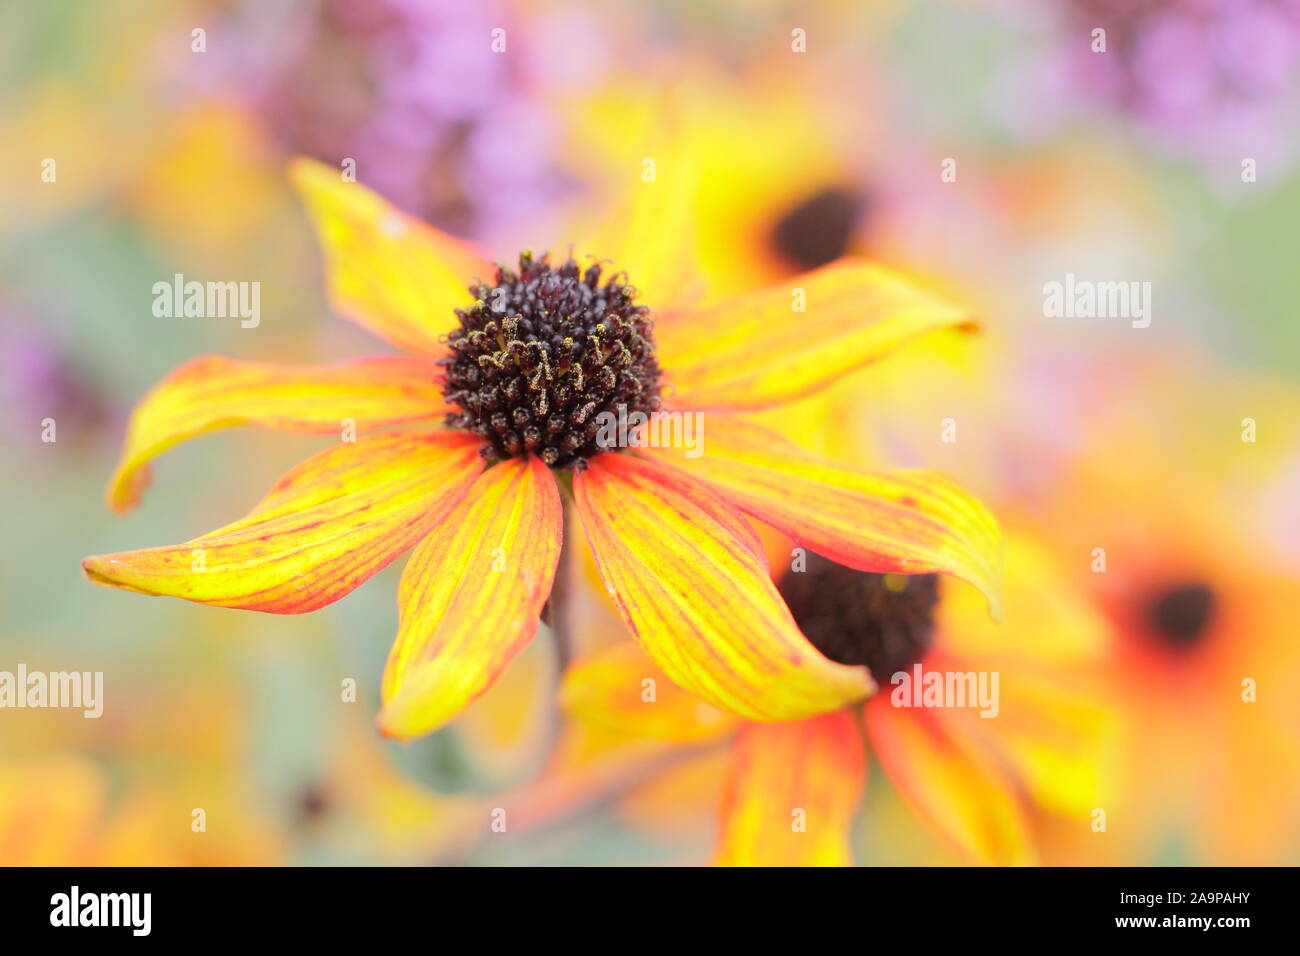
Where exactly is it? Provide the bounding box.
[0,653,483,865]
[83,158,1001,741]
[0,680,284,866]
[561,525,1113,866]
[562,64,864,302]
[0,755,105,865]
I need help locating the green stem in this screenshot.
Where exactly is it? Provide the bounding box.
[547,496,575,675]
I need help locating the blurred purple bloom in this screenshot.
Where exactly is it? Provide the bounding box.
[0,318,106,447]
[192,0,577,240]
[997,0,1300,175]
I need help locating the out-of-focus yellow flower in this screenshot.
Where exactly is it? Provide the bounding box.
[0,755,104,865]
[0,2,256,234]
[562,528,1115,866]
[82,157,1003,743]
[561,62,873,302]
[0,667,284,866]
[0,83,140,224]
[124,101,285,267]
[0,650,486,865]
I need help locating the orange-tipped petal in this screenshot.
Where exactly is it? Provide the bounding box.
[644,416,1003,616]
[378,455,562,741]
[288,156,492,359]
[561,643,739,743]
[656,258,975,411]
[573,453,874,722]
[106,354,449,513]
[83,431,484,613]
[716,711,865,866]
[865,696,1036,865]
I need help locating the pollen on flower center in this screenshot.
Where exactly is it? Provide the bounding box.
[779,552,940,685]
[440,252,663,469]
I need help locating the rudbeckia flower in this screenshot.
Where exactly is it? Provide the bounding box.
[564,64,868,299]
[561,527,1113,866]
[1029,358,1300,865]
[83,158,1001,741]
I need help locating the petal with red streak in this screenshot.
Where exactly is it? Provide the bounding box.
[866,695,1036,865]
[657,258,976,411]
[643,416,1003,615]
[83,431,484,613]
[379,455,562,741]
[107,354,449,513]
[716,711,865,866]
[574,453,874,722]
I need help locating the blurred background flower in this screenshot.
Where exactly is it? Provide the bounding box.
[991,0,1300,180]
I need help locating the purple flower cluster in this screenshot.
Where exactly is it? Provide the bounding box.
[197,0,576,239]
[998,0,1300,175]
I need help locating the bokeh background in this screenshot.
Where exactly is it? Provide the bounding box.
[2,0,1298,865]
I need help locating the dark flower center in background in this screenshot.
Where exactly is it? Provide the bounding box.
[779,552,940,684]
[441,252,663,469]
[771,187,863,271]
[295,782,330,827]
[1145,582,1216,649]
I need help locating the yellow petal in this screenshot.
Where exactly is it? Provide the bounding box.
[561,643,738,743]
[938,532,1106,662]
[930,532,1118,817]
[657,258,976,411]
[716,711,865,866]
[83,431,484,613]
[644,416,1003,616]
[289,156,491,358]
[573,452,874,722]
[107,354,449,513]
[931,649,1117,819]
[378,455,563,741]
[574,92,706,311]
[866,696,1036,865]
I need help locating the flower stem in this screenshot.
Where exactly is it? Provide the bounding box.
[546,498,575,675]
[537,493,576,772]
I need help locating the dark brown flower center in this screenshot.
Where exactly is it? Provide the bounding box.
[779,552,940,684]
[440,252,663,469]
[1145,582,1216,650]
[771,187,863,271]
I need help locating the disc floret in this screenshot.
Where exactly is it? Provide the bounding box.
[441,252,663,469]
